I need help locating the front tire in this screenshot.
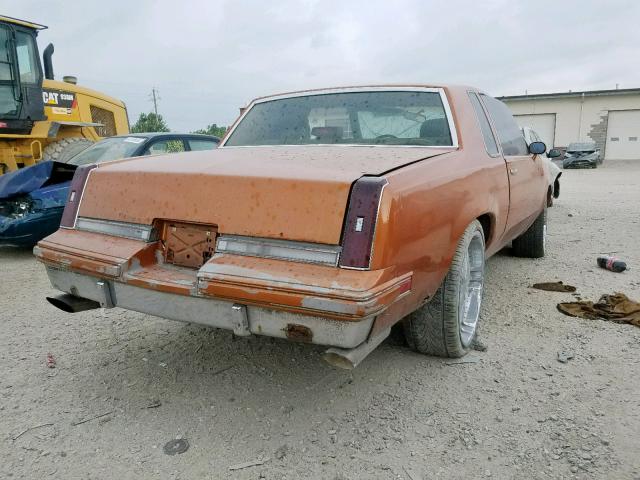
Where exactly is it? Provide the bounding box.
[403,220,485,358]
[512,207,546,258]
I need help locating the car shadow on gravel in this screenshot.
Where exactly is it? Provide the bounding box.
[0,245,35,259]
[64,314,444,422]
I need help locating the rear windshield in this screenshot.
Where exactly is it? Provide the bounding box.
[224,91,453,147]
[567,142,596,152]
[68,136,146,165]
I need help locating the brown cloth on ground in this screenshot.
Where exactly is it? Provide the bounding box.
[557,293,640,327]
[532,281,577,292]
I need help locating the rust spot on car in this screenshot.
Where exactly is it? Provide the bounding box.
[36,85,549,359]
[284,324,313,343]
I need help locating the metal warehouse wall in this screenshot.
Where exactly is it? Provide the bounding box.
[503,92,640,157]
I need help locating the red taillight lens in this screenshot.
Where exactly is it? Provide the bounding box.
[60,164,97,228]
[339,176,387,269]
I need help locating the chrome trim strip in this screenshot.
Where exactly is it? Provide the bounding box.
[439,89,459,148]
[221,144,457,150]
[76,217,156,241]
[44,268,374,349]
[467,90,501,158]
[215,235,341,267]
[66,167,95,230]
[252,86,444,102]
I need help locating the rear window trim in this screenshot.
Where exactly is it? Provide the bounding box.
[467,91,500,158]
[219,86,459,149]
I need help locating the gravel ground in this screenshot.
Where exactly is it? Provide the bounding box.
[1,161,639,480]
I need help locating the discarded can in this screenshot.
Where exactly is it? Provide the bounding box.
[597,256,627,273]
[46,353,56,368]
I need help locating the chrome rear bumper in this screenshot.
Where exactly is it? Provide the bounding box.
[45,267,374,349]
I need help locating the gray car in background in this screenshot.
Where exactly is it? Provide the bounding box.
[563,142,602,168]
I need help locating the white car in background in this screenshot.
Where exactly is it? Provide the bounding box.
[521,126,562,204]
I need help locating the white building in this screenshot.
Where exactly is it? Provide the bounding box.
[500,88,640,160]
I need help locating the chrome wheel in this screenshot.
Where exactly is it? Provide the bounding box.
[458,230,485,347]
[403,220,486,358]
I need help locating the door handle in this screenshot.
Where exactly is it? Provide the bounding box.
[509,167,518,175]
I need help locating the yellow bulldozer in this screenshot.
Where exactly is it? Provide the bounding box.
[0,15,129,174]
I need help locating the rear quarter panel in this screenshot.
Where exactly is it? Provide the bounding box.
[368,86,510,333]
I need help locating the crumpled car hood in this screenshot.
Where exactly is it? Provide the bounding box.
[0,180,71,246]
[0,181,71,221]
[0,161,76,200]
[29,181,72,207]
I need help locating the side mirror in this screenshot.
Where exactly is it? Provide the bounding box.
[529,141,546,155]
[547,148,561,158]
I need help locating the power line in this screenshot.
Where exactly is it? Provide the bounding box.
[149,87,161,115]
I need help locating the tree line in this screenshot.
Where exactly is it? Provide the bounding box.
[131,112,228,138]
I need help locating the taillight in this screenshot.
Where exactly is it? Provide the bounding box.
[339,176,387,269]
[60,164,97,228]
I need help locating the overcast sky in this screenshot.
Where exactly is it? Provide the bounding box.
[7,0,640,132]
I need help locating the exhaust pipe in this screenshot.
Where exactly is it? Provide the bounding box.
[46,294,101,313]
[43,43,54,80]
[323,327,390,370]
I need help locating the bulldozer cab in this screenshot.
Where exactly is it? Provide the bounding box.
[0,16,46,134]
[0,16,129,174]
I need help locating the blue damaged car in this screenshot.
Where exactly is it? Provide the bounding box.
[0,161,75,247]
[0,133,219,247]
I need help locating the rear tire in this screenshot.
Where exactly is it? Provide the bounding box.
[403,220,485,358]
[43,138,93,163]
[512,207,546,258]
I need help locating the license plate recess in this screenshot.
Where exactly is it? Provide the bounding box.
[161,221,216,268]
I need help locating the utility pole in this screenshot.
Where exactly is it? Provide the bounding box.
[150,88,160,115]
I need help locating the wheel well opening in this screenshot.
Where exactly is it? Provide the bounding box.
[477,214,492,246]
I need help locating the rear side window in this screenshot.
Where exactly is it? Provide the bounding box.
[480,94,529,156]
[145,139,186,155]
[468,92,498,155]
[188,139,218,151]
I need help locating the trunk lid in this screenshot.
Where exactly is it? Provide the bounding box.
[78,146,450,244]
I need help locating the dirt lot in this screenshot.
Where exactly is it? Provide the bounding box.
[1,161,639,480]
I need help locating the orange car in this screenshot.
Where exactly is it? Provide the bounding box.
[36,85,551,369]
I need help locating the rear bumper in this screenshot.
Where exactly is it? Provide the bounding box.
[37,229,412,349]
[45,267,375,348]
